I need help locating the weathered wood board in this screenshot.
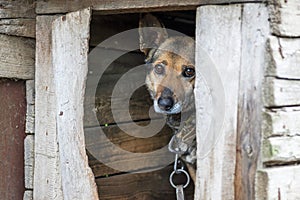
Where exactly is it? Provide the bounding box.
[267,36,300,79]
[34,15,63,200]
[52,8,99,199]
[26,80,35,134]
[0,34,35,79]
[264,77,300,107]
[256,165,300,200]
[195,4,242,200]
[36,0,262,14]
[269,0,300,37]
[96,165,195,200]
[263,106,300,137]
[0,79,26,200]
[263,136,300,165]
[0,0,35,18]
[234,4,269,200]
[0,19,36,38]
[86,121,172,177]
[24,135,34,189]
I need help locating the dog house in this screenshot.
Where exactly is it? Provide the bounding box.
[1,0,300,199]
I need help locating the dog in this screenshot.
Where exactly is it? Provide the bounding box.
[139,14,197,182]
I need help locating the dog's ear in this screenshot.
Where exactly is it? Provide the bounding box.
[139,14,168,57]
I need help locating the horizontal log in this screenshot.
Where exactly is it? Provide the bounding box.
[0,0,35,18]
[36,0,263,14]
[0,19,36,38]
[263,107,300,137]
[256,165,300,200]
[86,120,173,177]
[262,136,300,165]
[95,165,194,200]
[264,77,300,107]
[268,0,300,37]
[267,36,300,79]
[0,34,35,79]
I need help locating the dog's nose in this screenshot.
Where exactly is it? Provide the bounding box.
[158,97,174,111]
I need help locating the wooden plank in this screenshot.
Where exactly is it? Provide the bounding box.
[86,121,172,177]
[52,8,99,199]
[0,19,36,38]
[36,0,262,14]
[263,106,300,137]
[26,80,35,134]
[0,0,35,18]
[269,0,300,37]
[34,15,63,200]
[23,191,33,200]
[24,135,34,189]
[234,4,269,200]
[264,77,300,107]
[0,78,26,200]
[194,4,242,200]
[262,136,300,165]
[256,165,300,200]
[96,165,195,200]
[267,36,300,79]
[0,34,35,79]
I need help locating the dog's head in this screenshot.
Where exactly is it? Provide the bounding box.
[139,14,195,115]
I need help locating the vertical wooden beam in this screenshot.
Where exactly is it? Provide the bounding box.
[235,4,270,200]
[34,15,63,200]
[0,79,26,200]
[195,4,242,200]
[52,8,99,199]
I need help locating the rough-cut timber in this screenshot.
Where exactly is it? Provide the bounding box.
[195,4,241,200]
[52,8,99,199]
[36,0,263,14]
[263,107,300,137]
[0,79,26,200]
[267,36,300,80]
[0,19,36,38]
[0,34,35,79]
[235,4,269,200]
[0,0,35,18]
[256,165,300,200]
[269,0,300,37]
[263,136,300,165]
[23,191,33,200]
[26,80,35,134]
[24,135,34,189]
[34,15,63,200]
[264,77,300,107]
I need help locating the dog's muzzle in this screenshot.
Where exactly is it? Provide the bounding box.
[158,96,174,111]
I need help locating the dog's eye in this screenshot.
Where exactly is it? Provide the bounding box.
[154,64,165,75]
[182,66,195,78]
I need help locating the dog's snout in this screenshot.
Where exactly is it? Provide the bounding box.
[161,87,173,97]
[158,97,174,111]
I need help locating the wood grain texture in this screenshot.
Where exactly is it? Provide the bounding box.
[0,34,35,79]
[264,77,300,107]
[256,165,300,200]
[52,8,99,199]
[0,0,35,18]
[267,36,300,79]
[262,136,300,165]
[0,19,36,38]
[24,135,34,189]
[194,4,242,200]
[234,4,269,200]
[26,80,35,134]
[96,165,195,200]
[36,0,262,14]
[268,0,300,37]
[0,79,26,200]
[263,106,300,137]
[86,121,172,177]
[34,15,63,200]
